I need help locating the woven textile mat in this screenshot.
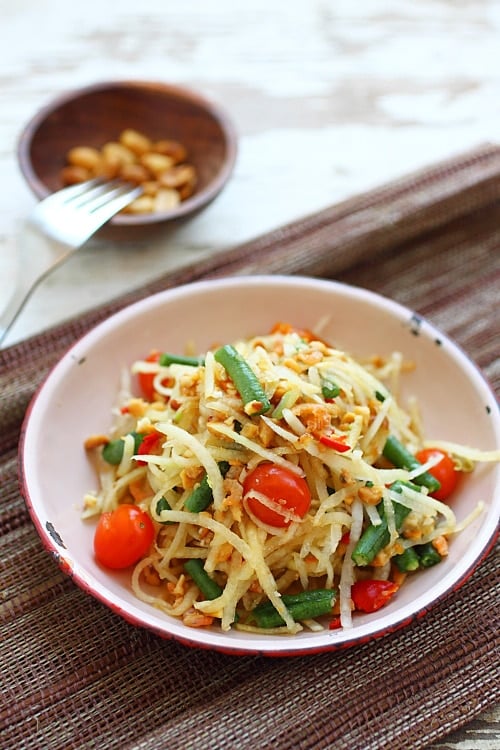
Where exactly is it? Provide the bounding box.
[1,144,499,750]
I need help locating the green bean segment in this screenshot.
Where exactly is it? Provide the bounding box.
[102,431,144,465]
[251,589,336,628]
[183,558,223,600]
[351,490,413,567]
[214,344,271,415]
[184,461,230,512]
[416,542,442,568]
[156,496,175,524]
[383,435,441,494]
[159,353,204,367]
[393,547,420,572]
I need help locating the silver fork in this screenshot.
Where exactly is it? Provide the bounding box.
[0,178,142,346]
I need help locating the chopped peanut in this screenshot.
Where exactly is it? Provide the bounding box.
[432,535,449,557]
[358,484,384,505]
[241,423,259,439]
[215,542,233,563]
[180,465,205,490]
[126,398,149,417]
[258,419,275,448]
[84,434,110,450]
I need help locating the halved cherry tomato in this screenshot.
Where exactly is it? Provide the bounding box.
[94,503,155,569]
[415,448,459,501]
[138,350,161,401]
[351,579,399,613]
[243,463,311,527]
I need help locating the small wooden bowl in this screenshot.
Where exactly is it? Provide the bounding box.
[17,80,237,228]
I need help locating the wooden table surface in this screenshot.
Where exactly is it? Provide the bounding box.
[0,2,498,746]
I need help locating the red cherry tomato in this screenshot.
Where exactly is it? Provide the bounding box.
[415,448,459,501]
[138,350,161,401]
[351,579,399,613]
[243,463,311,527]
[94,504,155,569]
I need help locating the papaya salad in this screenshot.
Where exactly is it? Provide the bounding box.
[82,323,498,634]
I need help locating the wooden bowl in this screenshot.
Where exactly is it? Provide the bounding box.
[17,80,237,227]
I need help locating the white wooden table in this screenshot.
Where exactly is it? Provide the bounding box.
[0,1,498,745]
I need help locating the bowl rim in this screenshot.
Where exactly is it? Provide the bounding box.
[16,79,238,225]
[18,275,500,656]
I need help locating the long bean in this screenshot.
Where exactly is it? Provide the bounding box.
[251,589,336,628]
[156,496,175,524]
[416,542,442,568]
[383,435,441,494]
[184,461,230,512]
[102,431,144,465]
[159,353,204,367]
[214,344,271,416]
[183,559,223,600]
[351,486,414,566]
[393,546,420,572]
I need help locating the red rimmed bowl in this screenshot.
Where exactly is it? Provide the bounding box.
[19,276,500,656]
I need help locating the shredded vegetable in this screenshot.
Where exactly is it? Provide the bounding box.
[83,324,499,634]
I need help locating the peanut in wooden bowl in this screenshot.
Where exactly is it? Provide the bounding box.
[17,80,237,229]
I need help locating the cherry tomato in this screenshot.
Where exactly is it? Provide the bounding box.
[351,579,399,613]
[415,448,459,501]
[243,463,311,527]
[138,350,161,401]
[94,504,155,569]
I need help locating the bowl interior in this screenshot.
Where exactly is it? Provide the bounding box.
[17,81,237,224]
[20,276,500,655]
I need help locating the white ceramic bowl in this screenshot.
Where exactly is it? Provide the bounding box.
[20,276,500,656]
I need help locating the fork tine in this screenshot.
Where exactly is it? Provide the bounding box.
[74,181,140,213]
[29,179,142,247]
[32,178,104,213]
[83,184,143,224]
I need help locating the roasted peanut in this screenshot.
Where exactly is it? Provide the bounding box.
[67,146,101,171]
[60,165,91,185]
[101,141,136,167]
[154,139,187,163]
[358,484,384,505]
[59,128,197,214]
[123,195,156,214]
[119,128,152,156]
[140,152,175,176]
[159,164,197,189]
[118,162,152,185]
[154,188,181,212]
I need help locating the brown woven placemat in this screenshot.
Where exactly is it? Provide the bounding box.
[1,144,499,750]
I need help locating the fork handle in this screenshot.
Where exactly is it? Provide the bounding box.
[0,220,74,347]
